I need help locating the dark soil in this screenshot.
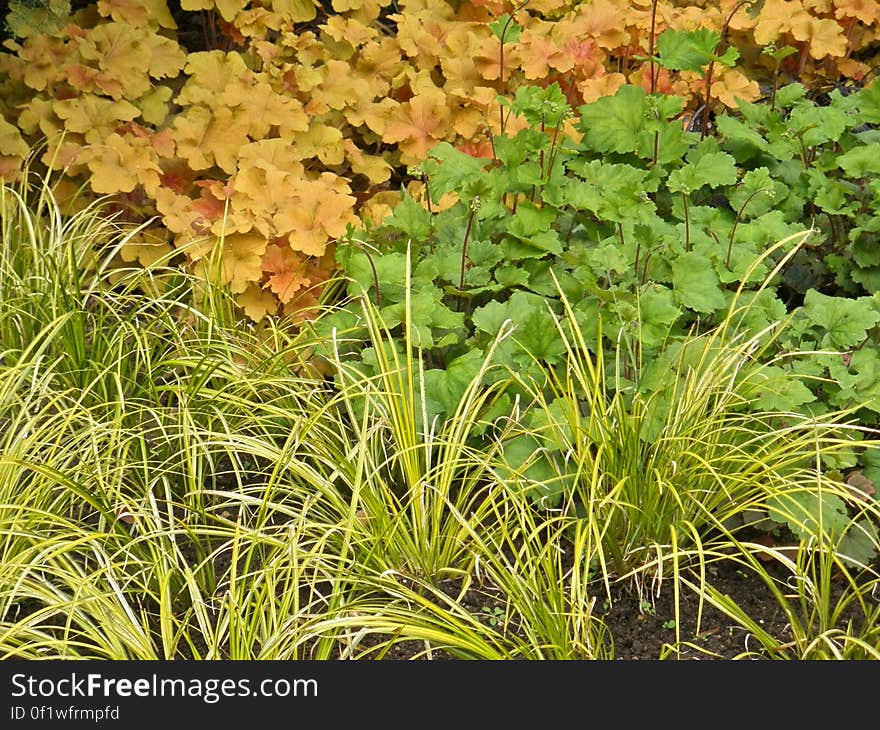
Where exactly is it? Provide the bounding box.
[369,556,873,660]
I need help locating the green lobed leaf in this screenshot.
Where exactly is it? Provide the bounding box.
[671,252,727,313]
[655,28,728,73]
[667,138,738,193]
[799,289,880,350]
[837,143,880,177]
[854,78,880,125]
[422,142,491,201]
[576,85,649,155]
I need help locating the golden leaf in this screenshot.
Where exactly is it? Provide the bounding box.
[52,94,140,143]
[0,116,30,161]
[710,68,761,108]
[78,22,154,99]
[321,15,378,48]
[237,139,306,178]
[332,0,385,22]
[120,228,174,267]
[314,59,365,112]
[237,283,278,322]
[518,23,572,79]
[66,64,124,98]
[835,0,880,24]
[194,231,268,294]
[289,121,345,165]
[274,177,357,256]
[172,105,250,174]
[86,132,162,195]
[16,34,74,92]
[231,166,290,230]
[134,85,171,126]
[566,0,632,50]
[215,0,246,22]
[0,156,22,180]
[180,0,213,9]
[383,88,451,163]
[176,51,250,106]
[357,36,403,81]
[560,35,605,80]
[220,77,308,138]
[344,97,399,136]
[142,32,187,79]
[393,12,446,65]
[344,139,391,184]
[272,0,317,22]
[359,190,401,226]
[473,33,520,80]
[751,0,811,46]
[155,186,201,234]
[261,242,312,302]
[236,8,285,38]
[41,138,87,173]
[449,102,485,139]
[97,0,177,29]
[791,17,848,59]
[578,72,627,104]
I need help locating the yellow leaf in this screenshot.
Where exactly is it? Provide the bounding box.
[274,178,357,256]
[86,132,161,195]
[236,8,285,38]
[359,190,401,226]
[394,12,447,66]
[473,33,520,80]
[344,97,399,136]
[143,32,187,79]
[180,0,213,9]
[173,105,250,174]
[314,59,364,112]
[711,68,761,108]
[220,78,308,138]
[357,37,402,81]
[836,0,880,24]
[237,139,306,177]
[566,0,631,50]
[155,186,201,234]
[137,85,172,126]
[321,15,378,47]
[97,0,177,29]
[261,242,312,302]
[215,0,246,21]
[195,231,267,294]
[344,139,391,184]
[577,72,627,104]
[17,34,73,92]
[78,22,153,99]
[751,0,812,46]
[272,0,317,22]
[176,51,250,106]
[383,88,451,163]
[237,283,278,322]
[120,228,174,267]
[53,94,140,143]
[289,121,345,165]
[0,116,30,159]
[791,17,848,59]
[518,23,572,79]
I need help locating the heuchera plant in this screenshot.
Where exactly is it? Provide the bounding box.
[1,0,879,322]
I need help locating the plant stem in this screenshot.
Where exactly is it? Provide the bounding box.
[648,0,659,95]
[727,189,763,268]
[459,207,476,294]
[682,193,691,251]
